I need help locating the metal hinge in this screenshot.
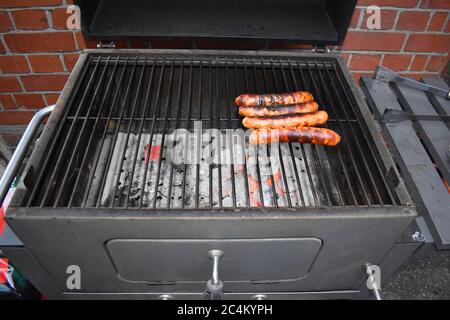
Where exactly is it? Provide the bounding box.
[97,41,116,49]
[312,45,330,53]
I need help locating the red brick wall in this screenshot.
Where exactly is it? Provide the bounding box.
[0,0,449,126]
[344,0,449,82]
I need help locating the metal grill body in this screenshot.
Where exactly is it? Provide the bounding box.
[5,50,416,299]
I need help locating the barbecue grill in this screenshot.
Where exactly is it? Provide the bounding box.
[0,0,424,300]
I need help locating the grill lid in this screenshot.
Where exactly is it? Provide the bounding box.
[75,0,356,46]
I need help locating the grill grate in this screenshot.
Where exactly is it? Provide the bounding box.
[24,54,401,209]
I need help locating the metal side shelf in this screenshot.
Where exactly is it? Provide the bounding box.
[361,76,450,250]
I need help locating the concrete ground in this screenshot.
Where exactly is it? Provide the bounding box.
[383,250,450,300]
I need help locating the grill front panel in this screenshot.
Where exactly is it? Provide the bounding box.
[23,53,400,209]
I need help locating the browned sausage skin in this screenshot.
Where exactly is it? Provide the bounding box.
[239,101,319,117]
[249,127,341,146]
[235,91,314,108]
[242,110,328,129]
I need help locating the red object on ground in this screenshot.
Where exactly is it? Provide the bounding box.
[0,258,8,284]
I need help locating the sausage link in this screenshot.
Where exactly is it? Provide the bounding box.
[235,91,314,107]
[242,111,328,129]
[249,127,341,146]
[239,101,319,117]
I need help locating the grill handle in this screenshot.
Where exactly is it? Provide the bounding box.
[204,250,224,300]
[0,105,55,207]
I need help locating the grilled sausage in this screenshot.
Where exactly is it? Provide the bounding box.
[242,111,328,129]
[249,127,341,146]
[239,101,319,117]
[235,91,314,108]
